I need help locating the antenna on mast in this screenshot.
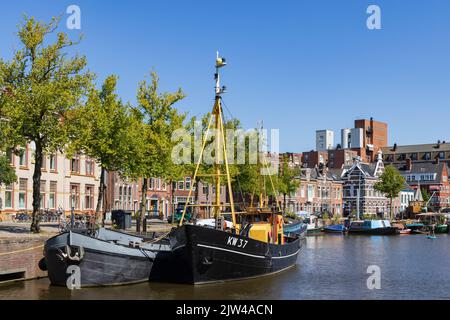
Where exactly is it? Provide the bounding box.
[215,51,227,96]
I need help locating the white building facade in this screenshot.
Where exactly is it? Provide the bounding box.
[0,143,101,216]
[316,130,334,151]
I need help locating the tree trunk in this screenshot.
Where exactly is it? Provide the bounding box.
[95,166,105,224]
[138,177,147,232]
[283,193,287,216]
[390,197,394,221]
[30,140,43,233]
[170,179,174,224]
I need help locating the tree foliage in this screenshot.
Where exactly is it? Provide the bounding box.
[67,75,143,221]
[374,165,405,220]
[278,154,300,213]
[132,72,186,230]
[0,155,16,186]
[0,17,92,232]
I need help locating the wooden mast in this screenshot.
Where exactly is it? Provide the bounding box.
[178,52,236,227]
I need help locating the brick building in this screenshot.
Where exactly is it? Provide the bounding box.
[302,150,328,169]
[328,149,358,169]
[353,118,388,163]
[282,167,343,216]
[381,141,450,167]
[398,161,450,212]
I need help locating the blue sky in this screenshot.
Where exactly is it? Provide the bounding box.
[1,0,449,152]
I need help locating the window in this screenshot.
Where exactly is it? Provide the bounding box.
[40,180,46,209]
[5,184,13,208]
[178,180,184,190]
[19,179,27,209]
[49,154,57,171]
[70,184,80,209]
[71,155,80,173]
[19,148,27,166]
[85,185,94,210]
[410,153,418,161]
[49,181,57,209]
[85,158,94,176]
[185,177,191,190]
[203,185,209,195]
[423,153,431,160]
[149,178,155,190]
[172,181,177,191]
[439,152,445,159]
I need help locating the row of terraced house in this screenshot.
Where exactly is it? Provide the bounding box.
[0,142,225,220]
[2,118,450,220]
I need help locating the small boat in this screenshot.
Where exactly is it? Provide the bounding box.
[434,224,448,233]
[283,219,307,237]
[348,220,399,235]
[42,228,168,287]
[416,213,448,234]
[302,215,322,235]
[427,235,437,239]
[399,229,412,235]
[405,222,424,230]
[323,224,346,233]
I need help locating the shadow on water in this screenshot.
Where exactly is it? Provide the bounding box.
[2,234,450,299]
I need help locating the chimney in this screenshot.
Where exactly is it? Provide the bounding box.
[406,158,412,171]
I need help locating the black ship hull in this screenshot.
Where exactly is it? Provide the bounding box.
[150,224,303,284]
[44,230,155,287]
[348,227,399,235]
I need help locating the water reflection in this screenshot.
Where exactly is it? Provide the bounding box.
[2,234,450,300]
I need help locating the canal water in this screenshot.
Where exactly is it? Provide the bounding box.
[1,234,450,300]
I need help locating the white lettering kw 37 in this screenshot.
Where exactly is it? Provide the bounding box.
[227,236,248,248]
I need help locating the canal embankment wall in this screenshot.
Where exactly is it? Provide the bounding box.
[0,235,48,284]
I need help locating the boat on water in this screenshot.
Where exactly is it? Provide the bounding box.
[405,222,424,232]
[416,213,448,234]
[149,54,303,284]
[283,219,307,237]
[42,228,169,287]
[302,215,322,235]
[323,224,346,233]
[348,220,399,235]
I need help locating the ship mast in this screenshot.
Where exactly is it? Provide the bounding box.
[178,52,237,227]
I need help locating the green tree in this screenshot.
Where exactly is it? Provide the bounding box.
[132,72,186,231]
[0,155,17,186]
[374,165,406,221]
[278,154,300,215]
[0,17,92,232]
[67,75,143,223]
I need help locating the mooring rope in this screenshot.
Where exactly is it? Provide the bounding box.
[142,231,171,244]
[0,244,44,256]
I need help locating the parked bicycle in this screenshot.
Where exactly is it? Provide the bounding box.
[14,211,31,223]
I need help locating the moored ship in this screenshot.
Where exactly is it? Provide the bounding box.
[150,53,304,284]
[43,228,167,287]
